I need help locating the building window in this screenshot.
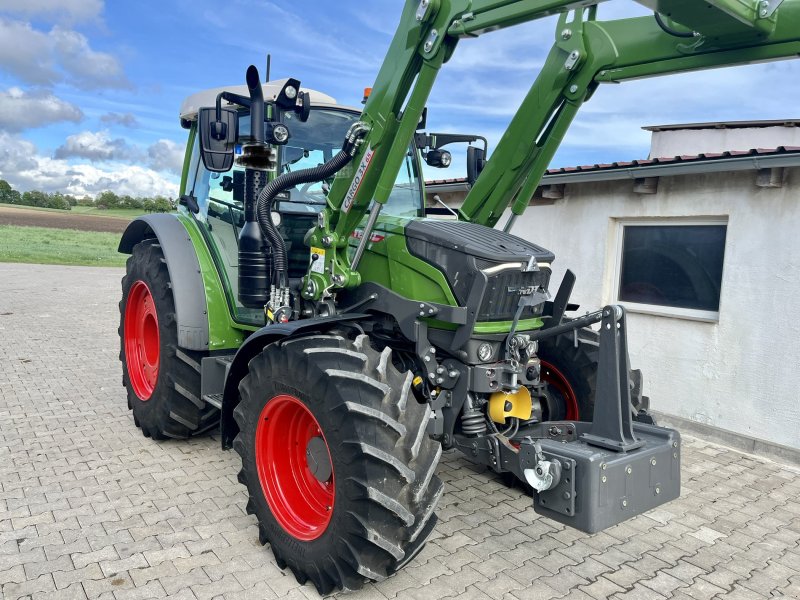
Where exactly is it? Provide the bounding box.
[613,219,727,321]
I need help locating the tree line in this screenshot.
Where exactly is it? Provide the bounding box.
[0,179,175,213]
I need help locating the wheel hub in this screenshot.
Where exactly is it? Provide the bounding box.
[306,436,333,483]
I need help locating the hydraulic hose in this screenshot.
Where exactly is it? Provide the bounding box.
[654,13,695,38]
[256,151,352,286]
[255,123,368,287]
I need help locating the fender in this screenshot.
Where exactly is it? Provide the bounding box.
[219,313,370,449]
[119,214,209,351]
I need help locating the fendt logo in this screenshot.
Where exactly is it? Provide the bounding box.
[342,145,375,213]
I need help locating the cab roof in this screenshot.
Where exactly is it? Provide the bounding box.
[179,78,360,122]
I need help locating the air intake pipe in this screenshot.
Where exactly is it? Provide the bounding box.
[238,66,271,308]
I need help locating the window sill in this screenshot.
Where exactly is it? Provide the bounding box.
[617,301,720,323]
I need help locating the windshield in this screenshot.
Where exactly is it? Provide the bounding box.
[188,108,423,219]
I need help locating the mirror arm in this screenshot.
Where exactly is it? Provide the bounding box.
[418,133,488,152]
[215,92,252,121]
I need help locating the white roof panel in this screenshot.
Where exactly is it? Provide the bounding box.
[179,78,358,121]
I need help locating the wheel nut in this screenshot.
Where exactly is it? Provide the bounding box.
[626,467,632,475]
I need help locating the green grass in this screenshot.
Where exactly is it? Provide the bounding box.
[0,202,152,220]
[70,206,147,219]
[0,224,127,267]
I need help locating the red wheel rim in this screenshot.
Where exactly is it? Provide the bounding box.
[255,394,334,541]
[124,280,160,400]
[540,360,580,420]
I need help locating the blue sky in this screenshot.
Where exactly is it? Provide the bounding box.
[1,0,799,198]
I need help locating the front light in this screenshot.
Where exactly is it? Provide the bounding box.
[477,343,493,362]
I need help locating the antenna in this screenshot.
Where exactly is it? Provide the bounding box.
[265,54,271,83]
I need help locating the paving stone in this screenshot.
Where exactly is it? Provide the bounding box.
[578,575,626,600]
[53,562,104,590]
[2,573,57,599]
[1,262,799,600]
[32,581,89,600]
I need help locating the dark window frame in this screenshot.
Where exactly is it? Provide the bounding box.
[612,218,728,322]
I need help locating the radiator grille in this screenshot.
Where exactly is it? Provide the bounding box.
[477,268,550,322]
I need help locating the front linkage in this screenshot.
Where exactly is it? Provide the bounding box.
[338,263,680,534]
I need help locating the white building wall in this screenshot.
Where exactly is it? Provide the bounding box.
[511,167,800,449]
[650,126,800,157]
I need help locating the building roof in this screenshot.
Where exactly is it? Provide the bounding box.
[426,146,800,189]
[643,119,800,132]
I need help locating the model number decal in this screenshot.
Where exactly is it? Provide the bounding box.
[342,145,374,214]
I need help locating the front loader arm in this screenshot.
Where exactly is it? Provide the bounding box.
[461,1,800,228]
[304,0,800,297]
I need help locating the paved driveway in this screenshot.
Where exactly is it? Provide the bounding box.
[1,263,798,600]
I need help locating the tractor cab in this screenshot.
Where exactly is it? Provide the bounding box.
[178,81,425,324]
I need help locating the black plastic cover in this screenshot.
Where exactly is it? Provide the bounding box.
[198,106,239,172]
[406,219,554,321]
[405,219,555,263]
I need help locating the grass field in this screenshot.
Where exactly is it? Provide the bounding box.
[71,206,147,219]
[0,202,146,220]
[0,224,127,267]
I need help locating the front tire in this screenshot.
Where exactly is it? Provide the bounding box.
[233,334,444,594]
[119,239,219,439]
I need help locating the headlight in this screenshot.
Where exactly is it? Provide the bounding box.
[477,342,493,362]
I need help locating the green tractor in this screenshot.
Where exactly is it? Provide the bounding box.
[118,0,800,594]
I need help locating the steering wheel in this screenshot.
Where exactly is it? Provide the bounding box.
[291,181,327,205]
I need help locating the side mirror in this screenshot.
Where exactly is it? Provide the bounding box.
[198,107,238,172]
[296,91,311,122]
[417,107,428,131]
[467,146,486,186]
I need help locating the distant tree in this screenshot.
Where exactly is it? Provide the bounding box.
[77,195,94,206]
[48,192,71,210]
[121,195,144,210]
[95,190,121,209]
[0,179,21,205]
[65,195,77,207]
[22,190,50,208]
[152,196,173,213]
[143,198,156,213]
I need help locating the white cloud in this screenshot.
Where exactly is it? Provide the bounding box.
[54,129,131,161]
[0,132,178,198]
[147,139,184,175]
[51,26,128,89]
[52,129,184,174]
[0,87,83,132]
[224,2,381,76]
[0,18,129,89]
[100,112,139,128]
[0,0,104,23]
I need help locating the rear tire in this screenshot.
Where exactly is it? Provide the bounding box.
[233,334,443,594]
[119,239,219,439]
